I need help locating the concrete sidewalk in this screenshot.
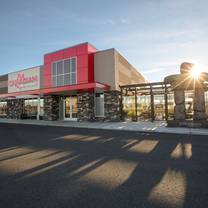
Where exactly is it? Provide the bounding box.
[0,118,208,136]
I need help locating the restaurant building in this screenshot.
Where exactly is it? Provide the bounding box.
[0,42,146,121]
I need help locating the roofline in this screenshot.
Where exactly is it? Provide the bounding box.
[0,65,43,77]
[95,47,148,82]
[94,48,115,54]
[0,73,8,78]
[44,42,98,56]
[113,48,149,82]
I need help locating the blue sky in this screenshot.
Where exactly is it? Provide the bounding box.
[0,0,208,81]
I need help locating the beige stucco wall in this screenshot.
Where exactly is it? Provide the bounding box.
[115,50,147,90]
[94,48,147,91]
[94,49,116,90]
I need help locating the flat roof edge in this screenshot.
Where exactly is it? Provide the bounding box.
[44,42,98,56]
[95,48,115,54]
[7,65,43,75]
[0,65,43,77]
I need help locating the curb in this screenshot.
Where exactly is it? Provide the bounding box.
[0,120,208,136]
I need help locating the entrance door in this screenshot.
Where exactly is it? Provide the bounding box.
[64,96,77,121]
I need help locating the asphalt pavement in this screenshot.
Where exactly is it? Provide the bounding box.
[0,123,207,208]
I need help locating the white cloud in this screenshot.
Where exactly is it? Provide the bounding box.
[104,17,131,25]
[104,19,116,25]
[120,17,131,24]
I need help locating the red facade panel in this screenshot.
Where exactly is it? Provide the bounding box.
[51,51,64,62]
[77,54,88,68]
[43,63,51,76]
[88,53,94,82]
[44,54,52,64]
[43,42,97,89]
[43,62,52,88]
[76,44,88,55]
[77,67,88,84]
[63,47,76,58]
[88,43,97,53]
[87,43,97,83]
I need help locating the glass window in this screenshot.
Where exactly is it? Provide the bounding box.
[71,73,76,85]
[123,95,135,121]
[64,59,70,74]
[154,94,165,120]
[40,99,44,117]
[137,94,151,121]
[0,101,7,116]
[71,58,76,72]
[95,93,104,117]
[167,93,175,120]
[57,61,63,75]
[57,75,64,86]
[51,57,77,87]
[24,99,38,117]
[205,91,208,119]
[64,74,70,85]
[52,62,57,76]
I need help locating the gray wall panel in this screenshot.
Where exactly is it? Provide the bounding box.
[0,74,8,94]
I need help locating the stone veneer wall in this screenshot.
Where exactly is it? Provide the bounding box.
[77,92,94,122]
[43,95,59,121]
[77,91,121,122]
[104,91,121,121]
[7,99,24,119]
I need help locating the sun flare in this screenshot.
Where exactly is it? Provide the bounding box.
[190,65,201,79]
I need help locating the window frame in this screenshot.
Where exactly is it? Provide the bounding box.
[51,57,77,87]
[94,93,105,117]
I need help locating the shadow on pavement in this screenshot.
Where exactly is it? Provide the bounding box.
[0,123,207,208]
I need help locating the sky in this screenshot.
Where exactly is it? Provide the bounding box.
[0,0,208,82]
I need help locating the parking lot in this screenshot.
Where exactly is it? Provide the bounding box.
[0,123,207,208]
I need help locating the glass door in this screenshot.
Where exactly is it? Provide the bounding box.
[64,96,77,120]
[65,97,71,119]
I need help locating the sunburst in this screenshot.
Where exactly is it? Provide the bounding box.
[190,65,201,79]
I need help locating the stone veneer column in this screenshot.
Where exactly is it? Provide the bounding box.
[43,95,59,121]
[77,91,121,122]
[77,92,94,122]
[193,88,207,120]
[174,90,186,120]
[7,99,24,119]
[104,91,121,121]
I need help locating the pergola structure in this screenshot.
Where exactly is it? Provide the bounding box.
[120,81,208,123]
[120,82,172,122]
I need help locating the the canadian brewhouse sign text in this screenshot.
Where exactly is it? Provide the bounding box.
[8,67,40,93]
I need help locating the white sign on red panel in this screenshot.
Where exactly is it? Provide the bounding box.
[8,67,40,93]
